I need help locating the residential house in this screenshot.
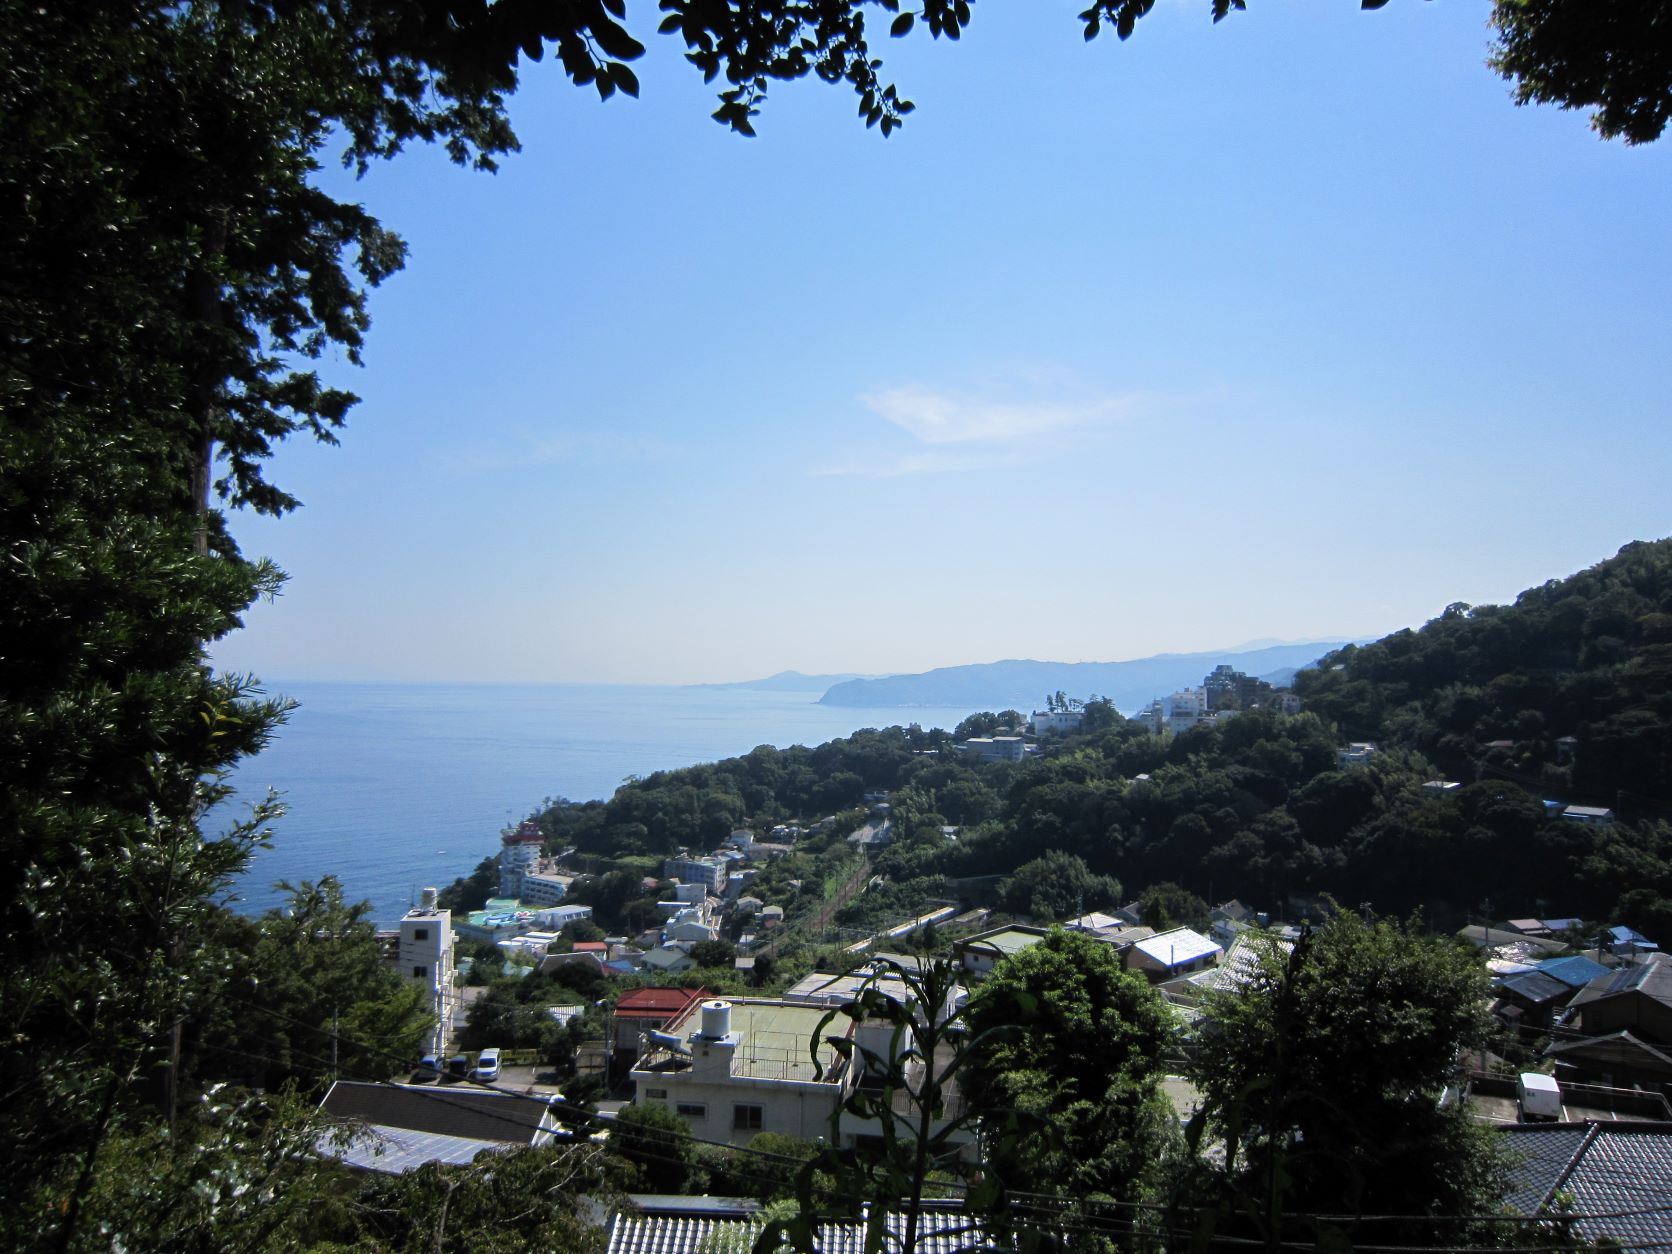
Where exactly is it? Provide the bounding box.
[1536,955,1611,990]
[1545,1031,1672,1093]
[530,903,594,931]
[315,1080,561,1173]
[1336,742,1377,767]
[606,1202,989,1254]
[1565,957,1672,1045]
[630,999,854,1145]
[1609,925,1659,956]
[610,987,708,1069]
[1562,805,1617,826]
[1495,970,1576,1029]
[641,946,697,975]
[1125,928,1223,981]
[953,925,1049,979]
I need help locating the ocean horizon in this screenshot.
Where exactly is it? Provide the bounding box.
[222,680,985,923]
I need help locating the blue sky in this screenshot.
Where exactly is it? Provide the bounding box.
[212,1,1671,685]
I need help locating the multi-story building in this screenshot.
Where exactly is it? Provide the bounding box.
[396,888,456,1059]
[960,736,1026,762]
[663,854,728,893]
[1030,709,1085,736]
[498,821,545,897]
[631,996,975,1157]
[517,861,574,906]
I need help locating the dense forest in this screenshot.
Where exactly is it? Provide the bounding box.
[514,541,1672,938]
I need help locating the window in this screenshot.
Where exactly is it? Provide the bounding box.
[676,1103,707,1119]
[412,965,427,978]
[413,928,429,941]
[645,1088,668,1100]
[733,1104,763,1131]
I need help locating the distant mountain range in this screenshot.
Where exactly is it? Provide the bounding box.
[692,670,874,693]
[816,643,1358,710]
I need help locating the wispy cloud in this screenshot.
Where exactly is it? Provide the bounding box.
[861,385,1121,446]
[818,377,1140,477]
[445,430,676,473]
[812,447,1018,479]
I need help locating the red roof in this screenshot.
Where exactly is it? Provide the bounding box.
[614,986,708,1020]
[573,941,608,953]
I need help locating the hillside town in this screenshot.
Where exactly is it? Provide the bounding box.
[342,658,1672,1250]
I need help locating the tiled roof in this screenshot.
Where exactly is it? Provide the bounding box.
[1545,1029,1672,1076]
[615,987,709,1018]
[1564,1125,1672,1250]
[608,1209,995,1254]
[1503,1122,1672,1250]
[1503,1123,1592,1215]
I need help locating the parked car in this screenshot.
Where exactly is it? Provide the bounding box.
[412,1054,440,1083]
[472,1047,501,1083]
[444,1054,470,1082]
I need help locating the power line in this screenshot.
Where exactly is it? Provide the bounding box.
[210,989,1672,1239]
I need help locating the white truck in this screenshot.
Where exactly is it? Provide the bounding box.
[1518,1071,1562,1121]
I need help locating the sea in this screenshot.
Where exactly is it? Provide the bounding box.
[221,681,983,924]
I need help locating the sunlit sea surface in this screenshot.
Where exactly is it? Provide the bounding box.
[223,682,982,923]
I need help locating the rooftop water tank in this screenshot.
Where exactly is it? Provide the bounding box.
[701,1000,732,1041]
[421,886,438,911]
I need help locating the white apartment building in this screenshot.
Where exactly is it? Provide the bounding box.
[497,821,545,897]
[396,888,456,1059]
[1030,709,1085,736]
[517,865,573,906]
[663,855,728,893]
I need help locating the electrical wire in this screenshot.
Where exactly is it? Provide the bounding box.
[210,988,1672,1242]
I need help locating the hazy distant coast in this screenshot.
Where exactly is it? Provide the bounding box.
[815,642,1356,709]
[689,670,878,693]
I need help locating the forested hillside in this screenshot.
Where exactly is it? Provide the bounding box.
[527,542,1672,937]
[1298,538,1672,808]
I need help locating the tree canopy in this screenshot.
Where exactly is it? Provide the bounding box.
[961,929,1178,1202]
[1184,912,1506,1248]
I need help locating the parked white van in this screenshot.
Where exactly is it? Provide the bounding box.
[1518,1071,1562,1121]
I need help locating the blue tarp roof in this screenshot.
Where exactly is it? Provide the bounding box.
[1609,925,1658,949]
[1536,955,1611,988]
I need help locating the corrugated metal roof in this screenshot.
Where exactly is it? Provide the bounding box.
[608,1210,997,1254]
[319,1081,550,1145]
[316,1125,508,1174]
[1133,928,1221,968]
[1499,970,1572,1005]
[1569,960,1672,1010]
